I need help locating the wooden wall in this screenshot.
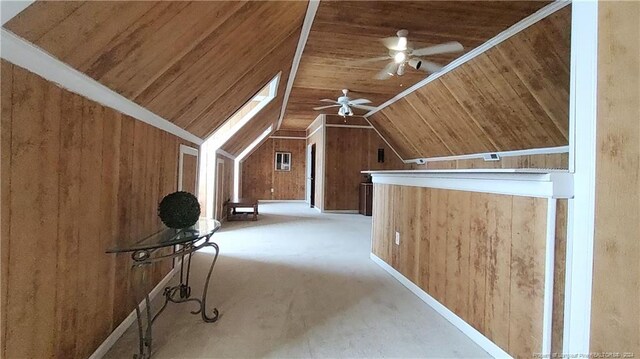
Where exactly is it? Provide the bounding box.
[371,184,567,357]
[241,138,306,200]
[323,125,408,210]
[367,6,571,160]
[5,1,307,138]
[590,1,640,354]
[0,61,197,358]
[411,153,569,170]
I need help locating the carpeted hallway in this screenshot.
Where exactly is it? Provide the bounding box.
[105,202,489,358]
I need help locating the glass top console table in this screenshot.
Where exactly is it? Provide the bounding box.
[106,218,222,359]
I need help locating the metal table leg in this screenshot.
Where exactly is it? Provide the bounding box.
[130,262,153,359]
[128,237,220,358]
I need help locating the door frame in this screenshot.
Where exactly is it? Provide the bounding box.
[178,144,199,192]
[214,158,226,220]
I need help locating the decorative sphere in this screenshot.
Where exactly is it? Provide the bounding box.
[158,191,201,229]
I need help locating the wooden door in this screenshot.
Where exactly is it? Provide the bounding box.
[179,145,199,194]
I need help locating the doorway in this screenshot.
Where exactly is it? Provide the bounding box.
[308,144,316,208]
[178,144,199,194]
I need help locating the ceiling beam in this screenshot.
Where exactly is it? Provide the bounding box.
[276,0,320,130]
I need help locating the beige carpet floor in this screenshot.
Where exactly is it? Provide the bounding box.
[104,202,489,358]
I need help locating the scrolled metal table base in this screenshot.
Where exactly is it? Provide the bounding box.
[130,236,220,359]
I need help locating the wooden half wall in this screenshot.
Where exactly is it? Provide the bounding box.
[1,61,197,358]
[371,184,567,357]
[367,6,571,161]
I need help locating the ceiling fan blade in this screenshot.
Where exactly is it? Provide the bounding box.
[412,41,464,57]
[350,104,377,111]
[413,59,444,73]
[346,56,391,66]
[320,99,339,104]
[314,105,341,110]
[375,62,398,80]
[349,98,372,105]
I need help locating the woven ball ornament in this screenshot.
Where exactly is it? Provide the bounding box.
[158,191,201,229]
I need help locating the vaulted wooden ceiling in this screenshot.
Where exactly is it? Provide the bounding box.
[368,6,571,160]
[280,1,550,130]
[4,1,307,139]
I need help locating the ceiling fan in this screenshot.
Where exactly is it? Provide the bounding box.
[356,29,464,80]
[313,89,377,117]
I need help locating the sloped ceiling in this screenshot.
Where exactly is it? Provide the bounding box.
[220,84,287,157]
[368,6,571,160]
[4,1,307,139]
[280,1,550,130]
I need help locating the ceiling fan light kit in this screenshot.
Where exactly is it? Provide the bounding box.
[369,29,464,80]
[313,30,464,116]
[313,89,376,117]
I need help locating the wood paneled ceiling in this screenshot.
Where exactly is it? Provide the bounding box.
[280,1,550,130]
[220,85,287,157]
[368,6,571,160]
[4,1,307,139]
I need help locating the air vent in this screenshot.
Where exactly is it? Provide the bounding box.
[483,153,501,161]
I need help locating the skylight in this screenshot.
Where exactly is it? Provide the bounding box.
[203,73,280,147]
[198,73,280,218]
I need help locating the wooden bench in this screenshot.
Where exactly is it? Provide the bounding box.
[225,198,258,221]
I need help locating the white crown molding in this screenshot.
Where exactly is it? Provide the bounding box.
[276,0,320,130]
[0,29,203,145]
[365,0,571,118]
[216,149,236,160]
[1,0,35,25]
[324,124,372,129]
[269,136,306,140]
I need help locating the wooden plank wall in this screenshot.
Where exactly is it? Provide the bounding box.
[323,126,408,210]
[5,1,307,138]
[241,138,306,200]
[0,61,197,358]
[411,153,569,170]
[371,184,567,357]
[590,1,640,354]
[367,6,571,160]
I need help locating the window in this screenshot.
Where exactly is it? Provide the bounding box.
[275,152,291,171]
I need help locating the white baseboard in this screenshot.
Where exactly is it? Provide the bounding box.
[312,206,322,213]
[323,209,359,214]
[369,253,512,359]
[88,264,179,359]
